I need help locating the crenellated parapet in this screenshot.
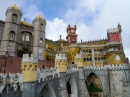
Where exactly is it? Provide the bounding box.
[84,64,130,71]
[75,51,84,67]
[0,73,23,94]
[21,54,38,82]
[21,54,38,63]
[55,53,67,72]
[107,28,119,33]
[66,64,78,74]
[36,67,59,82]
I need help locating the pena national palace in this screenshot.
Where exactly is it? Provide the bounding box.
[0,5,130,97]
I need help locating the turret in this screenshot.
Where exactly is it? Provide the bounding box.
[106,24,125,64]
[21,54,38,97]
[75,51,84,67]
[55,53,68,97]
[75,51,90,96]
[55,53,67,72]
[107,24,122,42]
[21,54,38,82]
[32,15,46,60]
[0,5,22,56]
[66,24,78,44]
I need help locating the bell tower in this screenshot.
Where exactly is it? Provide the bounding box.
[32,15,46,60]
[66,24,78,44]
[0,5,22,56]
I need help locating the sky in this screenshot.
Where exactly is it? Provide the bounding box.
[0,0,130,60]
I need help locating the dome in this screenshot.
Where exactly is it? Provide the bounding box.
[35,15,44,20]
[21,20,32,27]
[9,5,20,11]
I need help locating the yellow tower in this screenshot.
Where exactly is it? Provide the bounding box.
[55,53,67,72]
[68,46,80,64]
[75,51,84,67]
[21,54,38,82]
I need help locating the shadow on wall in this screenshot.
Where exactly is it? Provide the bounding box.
[66,76,78,97]
[38,83,56,97]
[85,72,103,97]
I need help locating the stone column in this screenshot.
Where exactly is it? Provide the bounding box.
[79,67,90,97]
[91,48,95,66]
[58,73,68,97]
[55,53,68,97]
[74,51,90,97]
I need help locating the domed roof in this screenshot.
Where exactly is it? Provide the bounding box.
[35,15,44,20]
[21,20,32,27]
[9,5,20,11]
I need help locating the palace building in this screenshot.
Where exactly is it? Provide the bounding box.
[0,5,129,73]
[0,5,130,97]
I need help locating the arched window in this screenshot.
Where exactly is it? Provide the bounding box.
[39,38,43,44]
[39,49,42,53]
[84,58,86,61]
[22,34,30,42]
[54,47,56,51]
[9,31,15,40]
[25,35,29,41]
[12,14,18,22]
[46,44,48,48]
[40,23,43,30]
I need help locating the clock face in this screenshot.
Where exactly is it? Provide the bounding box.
[115,55,120,61]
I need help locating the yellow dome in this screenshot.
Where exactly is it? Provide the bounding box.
[10,5,20,10]
[35,15,44,20]
[21,21,32,27]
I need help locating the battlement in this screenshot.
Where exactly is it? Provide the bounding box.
[84,64,130,70]
[56,53,67,60]
[36,67,59,82]
[107,28,119,33]
[21,54,38,64]
[66,64,78,74]
[75,51,83,58]
[66,24,76,32]
[0,73,23,93]
[78,38,108,44]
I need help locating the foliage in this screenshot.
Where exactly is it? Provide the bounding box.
[85,81,103,92]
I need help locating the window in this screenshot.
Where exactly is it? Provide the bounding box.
[46,44,48,48]
[9,31,15,40]
[54,47,56,51]
[8,42,13,49]
[25,35,29,41]
[39,38,43,44]
[39,49,42,53]
[72,37,75,41]
[115,55,120,61]
[40,23,43,30]
[22,33,30,42]
[12,14,18,22]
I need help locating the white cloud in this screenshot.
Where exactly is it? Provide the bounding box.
[46,0,130,59]
[0,0,130,59]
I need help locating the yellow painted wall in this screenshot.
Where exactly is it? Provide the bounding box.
[55,59,67,72]
[21,62,37,82]
[68,47,80,64]
[44,41,59,61]
[106,54,123,64]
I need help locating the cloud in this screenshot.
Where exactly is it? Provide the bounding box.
[45,0,130,59]
[0,0,130,59]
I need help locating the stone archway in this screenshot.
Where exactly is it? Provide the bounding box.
[39,83,56,97]
[86,72,103,97]
[67,77,78,97]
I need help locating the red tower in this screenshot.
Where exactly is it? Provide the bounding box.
[107,24,122,42]
[66,24,78,44]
